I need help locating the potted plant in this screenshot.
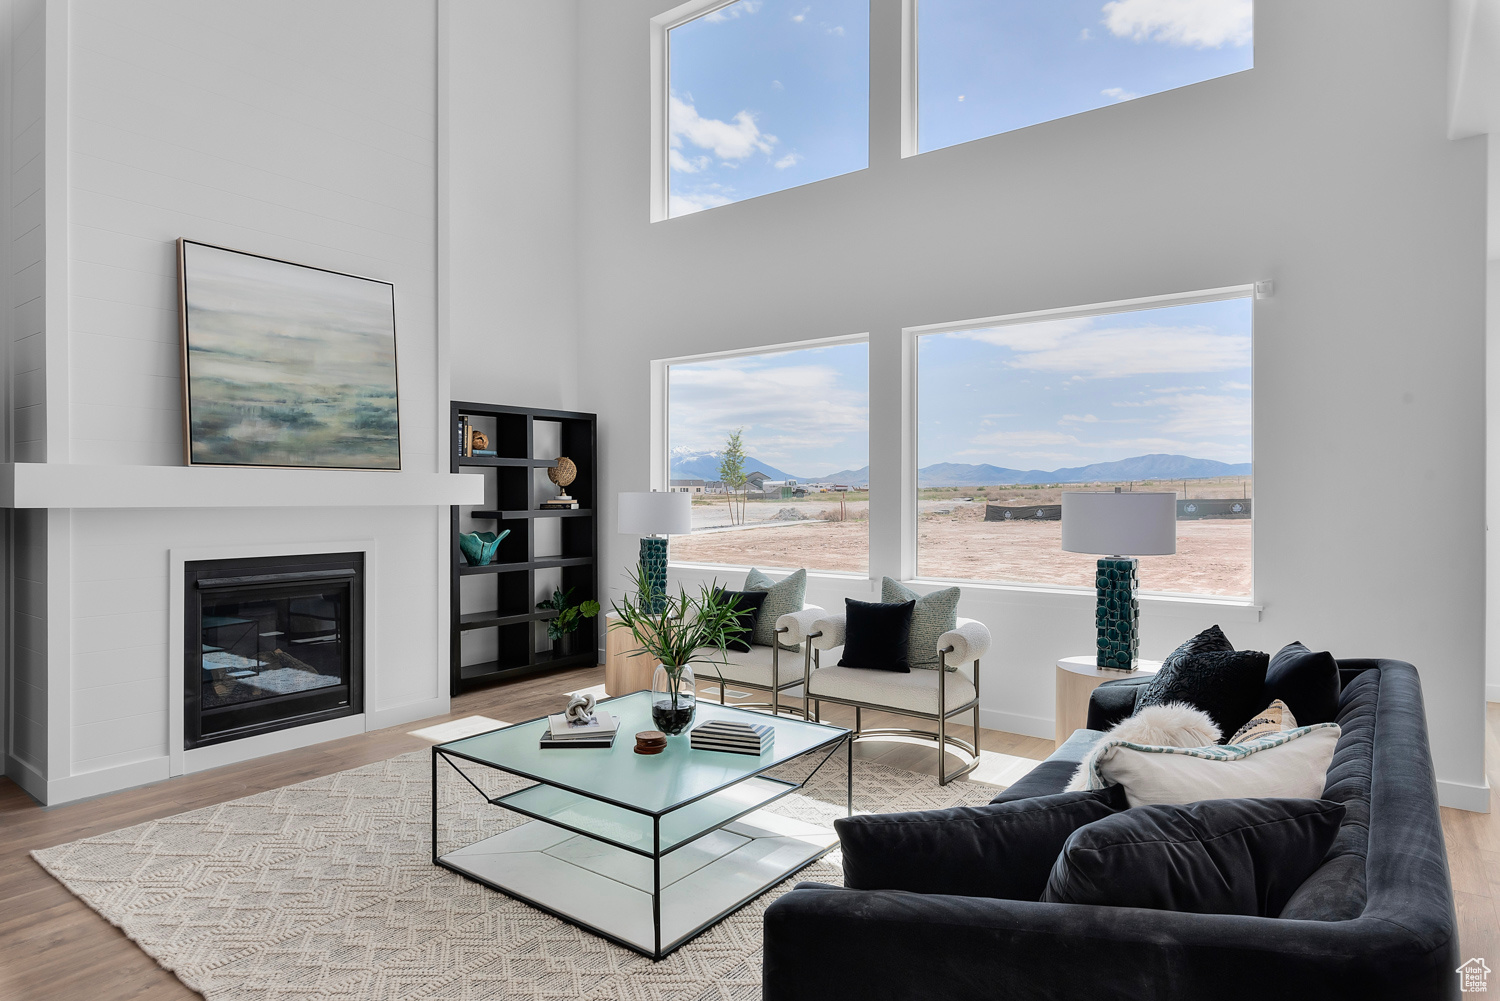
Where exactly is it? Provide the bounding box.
[536,586,601,660]
[609,567,748,734]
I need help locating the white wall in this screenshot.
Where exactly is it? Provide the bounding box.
[577,0,1490,807]
[65,0,441,470]
[445,0,580,412]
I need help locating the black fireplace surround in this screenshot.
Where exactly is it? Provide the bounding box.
[184,552,364,749]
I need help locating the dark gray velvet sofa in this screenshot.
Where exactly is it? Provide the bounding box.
[762,659,1459,1001]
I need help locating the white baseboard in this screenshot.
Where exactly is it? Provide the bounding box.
[366,696,450,732]
[182,715,367,775]
[1438,777,1491,813]
[1487,683,1500,704]
[50,757,171,805]
[979,708,1054,741]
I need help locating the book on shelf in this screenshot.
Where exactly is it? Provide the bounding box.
[544,711,619,740]
[471,449,496,457]
[690,719,774,755]
[539,729,616,749]
[540,499,579,509]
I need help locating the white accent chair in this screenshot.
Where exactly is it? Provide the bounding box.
[804,612,991,784]
[693,606,826,718]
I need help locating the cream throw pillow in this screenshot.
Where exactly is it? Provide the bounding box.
[1078,723,1341,807]
[1229,698,1298,744]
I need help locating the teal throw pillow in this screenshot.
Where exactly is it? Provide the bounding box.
[882,577,960,670]
[744,567,806,650]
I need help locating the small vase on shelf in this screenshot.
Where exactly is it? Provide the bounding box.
[651,663,696,735]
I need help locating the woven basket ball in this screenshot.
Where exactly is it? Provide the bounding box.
[471,430,488,450]
[548,456,577,488]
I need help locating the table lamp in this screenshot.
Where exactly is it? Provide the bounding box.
[1061,489,1177,670]
[617,490,692,613]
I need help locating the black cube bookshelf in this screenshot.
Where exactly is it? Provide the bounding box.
[449,401,598,695]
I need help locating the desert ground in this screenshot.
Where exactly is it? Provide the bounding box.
[673,480,1252,597]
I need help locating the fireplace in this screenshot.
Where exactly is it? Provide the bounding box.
[184,553,365,749]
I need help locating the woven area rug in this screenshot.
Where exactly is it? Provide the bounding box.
[33,747,1005,1000]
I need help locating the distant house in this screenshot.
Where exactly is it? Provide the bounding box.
[670,478,705,494]
[745,471,773,490]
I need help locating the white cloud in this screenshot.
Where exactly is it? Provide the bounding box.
[670,94,775,162]
[669,148,712,173]
[1102,86,1140,102]
[791,6,809,22]
[771,79,784,90]
[704,0,762,23]
[827,24,844,35]
[949,318,1249,378]
[1101,0,1252,48]
[774,152,802,169]
[957,94,966,102]
[1220,380,1251,391]
[1080,27,1093,40]
[669,190,734,216]
[964,430,1081,449]
[669,354,868,462]
[1115,392,1252,436]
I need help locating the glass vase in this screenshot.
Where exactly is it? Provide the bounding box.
[651,663,696,735]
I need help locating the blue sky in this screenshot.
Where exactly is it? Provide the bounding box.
[918,298,1252,469]
[669,0,869,216]
[668,0,1252,213]
[669,343,870,476]
[668,299,1250,480]
[918,0,1253,152]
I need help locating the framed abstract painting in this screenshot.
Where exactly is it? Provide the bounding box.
[177,239,402,469]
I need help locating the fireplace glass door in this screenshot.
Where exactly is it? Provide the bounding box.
[186,554,364,749]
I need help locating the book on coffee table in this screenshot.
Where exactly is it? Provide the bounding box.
[540,711,618,748]
[539,728,617,749]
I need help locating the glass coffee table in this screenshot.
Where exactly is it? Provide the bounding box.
[431,690,851,960]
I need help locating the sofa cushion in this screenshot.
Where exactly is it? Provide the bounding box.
[881,578,960,670]
[1042,797,1347,917]
[1077,723,1341,807]
[838,598,915,673]
[1265,642,1341,724]
[807,659,976,714]
[744,568,806,650]
[694,644,801,690]
[715,588,768,653]
[1138,649,1269,740]
[837,786,1128,901]
[1229,699,1297,744]
[1160,624,1235,672]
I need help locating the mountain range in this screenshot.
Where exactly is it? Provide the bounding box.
[670,450,1249,487]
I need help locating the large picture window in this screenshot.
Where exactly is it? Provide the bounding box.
[666,0,869,217]
[667,341,870,573]
[916,294,1252,598]
[916,0,1253,154]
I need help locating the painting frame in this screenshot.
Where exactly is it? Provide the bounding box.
[177,239,402,471]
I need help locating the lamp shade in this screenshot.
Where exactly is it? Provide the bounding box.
[1061,491,1177,556]
[617,491,692,536]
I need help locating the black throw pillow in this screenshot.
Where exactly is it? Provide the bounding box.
[837,786,1129,901]
[1265,642,1341,724]
[1042,798,1347,917]
[1160,624,1234,673]
[838,598,915,672]
[1137,649,1269,740]
[715,588,768,653]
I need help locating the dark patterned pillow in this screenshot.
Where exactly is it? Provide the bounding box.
[1160,625,1234,674]
[1138,649,1269,742]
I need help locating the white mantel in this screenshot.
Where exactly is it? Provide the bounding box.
[0,464,482,509]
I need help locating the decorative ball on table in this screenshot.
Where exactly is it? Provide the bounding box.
[548,456,577,489]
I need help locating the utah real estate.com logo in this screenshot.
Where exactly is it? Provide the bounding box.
[1460,958,1491,993]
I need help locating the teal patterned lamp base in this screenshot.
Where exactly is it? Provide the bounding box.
[639,536,669,614]
[1095,556,1139,671]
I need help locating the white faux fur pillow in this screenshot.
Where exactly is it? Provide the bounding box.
[1066,703,1220,792]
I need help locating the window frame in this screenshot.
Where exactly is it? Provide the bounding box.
[654,332,872,576]
[906,284,1256,600]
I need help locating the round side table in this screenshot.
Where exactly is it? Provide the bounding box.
[1054,656,1161,747]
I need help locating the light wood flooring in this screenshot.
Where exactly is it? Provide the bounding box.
[0,667,1494,1000]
